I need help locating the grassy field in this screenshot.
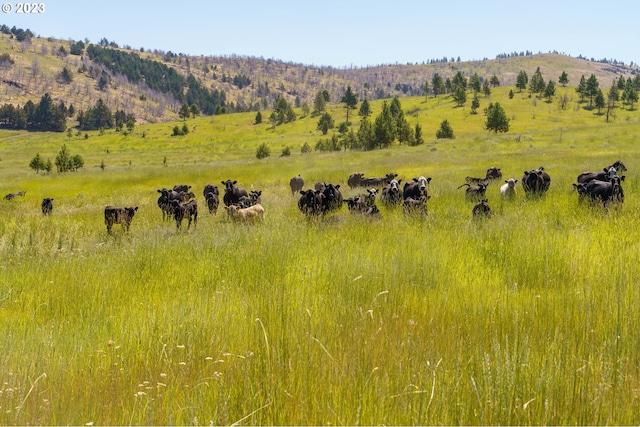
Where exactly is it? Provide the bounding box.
[1,87,640,425]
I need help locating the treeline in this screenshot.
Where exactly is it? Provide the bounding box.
[0,93,67,131]
[86,45,227,115]
[76,99,136,131]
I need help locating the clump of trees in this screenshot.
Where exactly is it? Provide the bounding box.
[0,93,68,131]
[76,99,136,131]
[30,145,83,174]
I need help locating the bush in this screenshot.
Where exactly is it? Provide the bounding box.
[301,142,312,154]
[256,143,271,159]
[280,146,291,157]
[436,119,455,139]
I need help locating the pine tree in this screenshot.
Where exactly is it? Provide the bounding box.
[485,102,510,133]
[559,71,569,87]
[516,70,528,92]
[340,86,358,124]
[358,99,371,119]
[436,119,454,139]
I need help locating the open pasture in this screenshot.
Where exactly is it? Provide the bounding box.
[1,91,640,424]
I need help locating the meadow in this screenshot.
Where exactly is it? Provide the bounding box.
[1,86,640,425]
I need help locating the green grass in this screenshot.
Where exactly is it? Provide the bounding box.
[1,89,640,425]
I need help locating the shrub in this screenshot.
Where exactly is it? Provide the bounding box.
[256,143,271,159]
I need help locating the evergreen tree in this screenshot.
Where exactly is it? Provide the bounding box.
[357,118,375,150]
[585,74,600,108]
[423,80,430,98]
[179,103,190,120]
[436,119,454,139]
[373,101,395,149]
[594,89,606,113]
[254,111,262,124]
[559,71,569,87]
[452,72,467,91]
[543,80,556,102]
[529,67,545,96]
[516,70,528,92]
[313,90,326,115]
[340,86,358,124]
[33,93,66,131]
[431,73,445,96]
[469,73,481,94]
[608,80,620,108]
[471,95,480,114]
[489,74,500,87]
[576,75,587,102]
[485,102,510,133]
[412,123,424,146]
[189,103,200,118]
[358,98,372,119]
[452,86,467,107]
[29,153,45,173]
[317,112,334,135]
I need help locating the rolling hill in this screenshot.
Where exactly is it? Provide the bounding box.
[1,27,639,125]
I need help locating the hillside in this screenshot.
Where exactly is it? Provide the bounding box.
[1,28,639,125]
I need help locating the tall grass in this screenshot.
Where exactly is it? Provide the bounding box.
[1,90,640,425]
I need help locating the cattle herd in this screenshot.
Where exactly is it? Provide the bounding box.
[2,160,628,233]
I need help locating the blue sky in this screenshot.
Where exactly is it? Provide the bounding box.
[4,0,639,67]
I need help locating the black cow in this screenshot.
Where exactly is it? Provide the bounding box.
[344,196,367,213]
[4,190,25,200]
[203,184,219,198]
[485,167,502,180]
[104,206,138,233]
[347,173,364,189]
[173,184,192,193]
[607,160,627,172]
[236,190,262,208]
[381,179,403,206]
[472,199,492,217]
[458,182,488,201]
[577,167,617,184]
[157,188,193,220]
[360,172,398,188]
[204,191,220,214]
[345,189,377,214]
[172,199,198,229]
[298,189,324,216]
[522,167,551,195]
[222,180,248,207]
[403,196,429,215]
[403,176,432,200]
[320,184,343,213]
[584,176,625,207]
[289,175,304,195]
[41,198,53,215]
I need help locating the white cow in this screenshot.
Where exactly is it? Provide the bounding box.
[500,178,518,199]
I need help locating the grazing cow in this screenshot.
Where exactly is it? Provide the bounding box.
[298,189,324,216]
[500,179,518,199]
[289,175,305,195]
[173,184,192,193]
[381,179,403,206]
[522,167,551,195]
[203,184,219,198]
[577,167,618,184]
[584,175,625,207]
[458,182,488,201]
[403,176,432,200]
[472,199,492,217]
[485,167,503,180]
[41,198,54,215]
[222,180,248,207]
[172,199,198,229]
[204,191,220,214]
[104,206,138,233]
[235,190,262,209]
[464,177,489,185]
[320,184,343,213]
[224,203,265,222]
[4,190,26,200]
[347,173,364,189]
[360,172,398,188]
[403,196,429,215]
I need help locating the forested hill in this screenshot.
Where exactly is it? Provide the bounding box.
[1,25,638,124]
